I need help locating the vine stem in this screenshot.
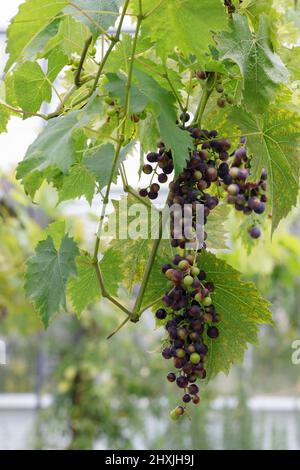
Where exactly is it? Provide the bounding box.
[193,73,217,127]
[92,4,143,321]
[130,211,163,322]
[75,35,93,87]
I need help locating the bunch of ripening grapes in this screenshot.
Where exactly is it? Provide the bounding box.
[139,124,268,418]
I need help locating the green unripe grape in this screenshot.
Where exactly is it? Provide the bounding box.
[90,46,97,56]
[203,296,212,307]
[193,170,203,181]
[190,352,201,364]
[176,348,185,358]
[170,409,179,420]
[216,84,224,93]
[183,275,194,287]
[190,266,200,277]
[107,108,116,117]
[178,260,190,271]
[195,292,202,303]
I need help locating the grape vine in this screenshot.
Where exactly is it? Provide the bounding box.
[1,0,299,420]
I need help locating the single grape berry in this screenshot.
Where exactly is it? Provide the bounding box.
[150,183,160,193]
[167,372,176,382]
[249,226,261,239]
[190,352,201,364]
[188,384,199,395]
[139,188,148,197]
[183,394,191,403]
[148,191,158,200]
[196,70,207,80]
[143,164,153,175]
[180,112,190,123]
[158,173,168,183]
[193,395,200,405]
[207,326,219,339]
[217,97,226,108]
[147,152,159,163]
[156,308,167,320]
[170,409,179,420]
[183,275,194,288]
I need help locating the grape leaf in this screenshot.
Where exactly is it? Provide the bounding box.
[58,163,95,205]
[44,15,91,58]
[197,251,272,379]
[100,195,172,296]
[84,141,136,190]
[138,0,227,62]
[64,0,122,37]
[5,0,66,71]
[12,61,52,113]
[68,253,100,315]
[16,94,103,190]
[44,220,66,249]
[105,69,193,175]
[25,234,79,328]
[218,15,288,113]
[205,203,230,250]
[230,107,300,232]
[0,82,11,133]
[46,47,69,83]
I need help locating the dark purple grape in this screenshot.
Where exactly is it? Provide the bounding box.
[176,376,189,388]
[156,308,167,320]
[182,394,191,403]
[207,326,219,339]
[167,372,176,382]
[147,152,159,163]
[148,191,158,200]
[139,188,148,197]
[158,173,168,183]
[180,112,190,123]
[249,226,261,239]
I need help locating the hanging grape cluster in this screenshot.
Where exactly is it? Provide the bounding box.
[140,126,268,419]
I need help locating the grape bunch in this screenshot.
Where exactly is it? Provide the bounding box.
[142,125,268,419]
[139,143,174,200]
[217,144,267,239]
[156,253,219,420]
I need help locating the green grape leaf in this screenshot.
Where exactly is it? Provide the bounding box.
[46,47,69,83]
[25,234,79,328]
[58,163,95,205]
[68,253,100,315]
[5,0,66,71]
[16,94,103,191]
[197,251,272,380]
[106,69,193,175]
[205,203,230,250]
[64,0,122,37]
[218,15,288,113]
[44,15,91,58]
[84,141,135,190]
[105,73,149,113]
[0,82,11,133]
[44,220,66,249]
[12,61,52,113]
[230,107,300,232]
[139,0,227,62]
[100,195,172,296]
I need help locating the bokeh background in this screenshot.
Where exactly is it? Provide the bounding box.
[1,0,300,450]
